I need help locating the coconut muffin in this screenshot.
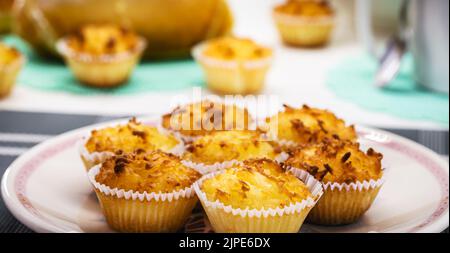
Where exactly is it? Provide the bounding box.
[183,130,281,168]
[162,100,253,138]
[285,138,384,225]
[273,0,334,47]
[57,24,146,87]
[267,104,357,147]
[81,118,181,170]
[201,159,311,209]
[0,43,24,98]
[195,158,321,233]
[90,150,202,232]
[193,37,273,94]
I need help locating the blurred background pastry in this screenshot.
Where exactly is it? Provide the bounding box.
[0,42,23,98]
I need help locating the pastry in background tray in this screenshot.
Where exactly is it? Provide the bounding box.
[80,118,183,170]
[182,130,282,174]
[13,0,232,59]
[194,158,323,232]
[56,24,146,88]
[273,0,334,47]
[0,43,24,98]
[285,138,384,225]
[193,37,273,94]
[88,150,202,232]
[162,100,254,139]
[265,104,357,148]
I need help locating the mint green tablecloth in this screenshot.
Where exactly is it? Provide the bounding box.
[1,36,204,95]
[327,54,449,126]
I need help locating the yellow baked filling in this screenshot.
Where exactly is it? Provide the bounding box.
[267,104,357,145]
[85,118,179,154]
[275,0,333,17]
[183,130,280,165]
[285,138,383,184]
[162,100,253,137]
[96,150,202,193]
[203,37,272,60]
[201,159,311,209]
[66,24,140,55]
[0,43,20,66]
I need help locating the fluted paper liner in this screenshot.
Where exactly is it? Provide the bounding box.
[193,168,323,233]
[273,11,334,47]
[192,43,272,94]
[88,164,198,232]
[288,166,384,225]
[79,125,185,171]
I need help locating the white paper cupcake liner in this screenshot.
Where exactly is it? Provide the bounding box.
[88,164,196,202]
[194,169,323,218]
[56,36,147,63]
[192,43,273,70]
[79,124,185,170]
[287,166,385,192]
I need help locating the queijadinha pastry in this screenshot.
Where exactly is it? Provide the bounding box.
[285,138,384,225]
[193,37,273,94]
[0,43,24,98]
[273,0,335,47]
[194,159,323,232]
[182,130,282,173]
[80,118,182,170]
[162,100,254,140]
[266,104,357,149]
[88,150,202,232]
[57,24,146,87]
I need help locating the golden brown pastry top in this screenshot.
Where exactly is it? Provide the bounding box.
[85,118,180,154]
[0,43,21,66]
[275,0,333,17]
[202,37,272,60]
[162,100,254,137]
[66,24,141,55]
[96,150,202,193]
[183,130,281,165]
[267,104,357,145]
[201,158,311,209]
[284,138,383,184]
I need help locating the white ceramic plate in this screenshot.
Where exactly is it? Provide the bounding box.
[1,117,449,233]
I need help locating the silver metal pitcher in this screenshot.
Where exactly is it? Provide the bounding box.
[356,0,449,93]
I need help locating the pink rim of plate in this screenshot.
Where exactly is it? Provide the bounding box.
[6,124,450,233]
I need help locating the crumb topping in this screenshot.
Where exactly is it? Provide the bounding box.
[275,0,333,17]
[66,24,140,55]
[162,100,253,137]
[85,118,179,154]
[284,138,383,184]
[183,130,280,165]
[267,104,357,146]
[0,43,21,66]
[96,150,202,193]
[203,37,272,60]
[201,158,311,209]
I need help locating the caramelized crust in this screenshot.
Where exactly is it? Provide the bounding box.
[96,150,202,193]
[162,100,253,137]
[183,130,280,165]
[202,37,272,60]
[267,104,357,145]
[85,118,179,154]
[284,138,383,184]
[201,158,311,209]
[275,0,333,16]
[66,24,140,55]
[0,43,20,65]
